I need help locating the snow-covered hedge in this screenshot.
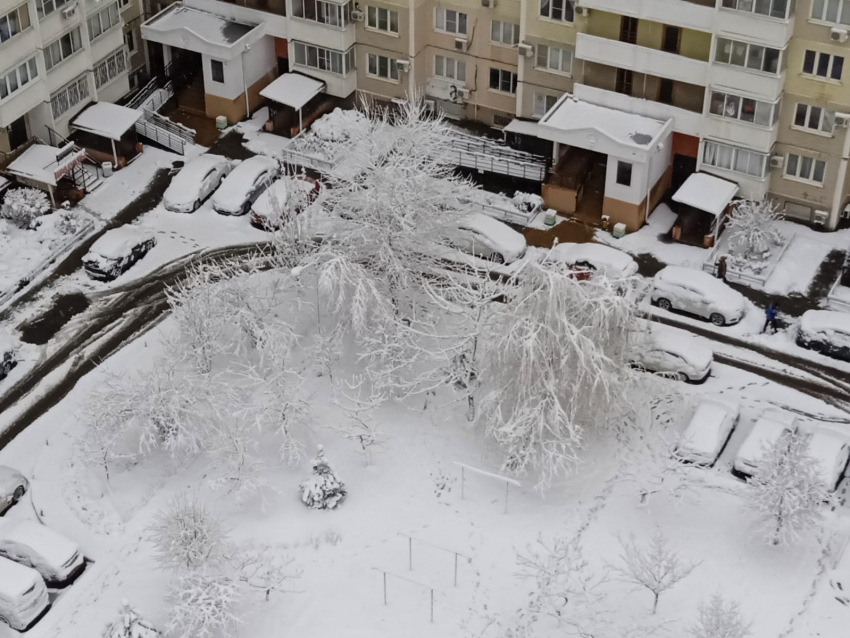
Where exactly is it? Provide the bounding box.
[1,187,51,229]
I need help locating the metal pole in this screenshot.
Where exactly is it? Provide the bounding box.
[299,107,303,134]
[504,481,509,514]
[430,588,434,623]
[111,138,118,168]
[454,553,458,587]
[461,466,465,499]
[408,536,413,571]
[383,571,387,605]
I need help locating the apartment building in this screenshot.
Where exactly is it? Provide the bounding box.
[0,0,138,154]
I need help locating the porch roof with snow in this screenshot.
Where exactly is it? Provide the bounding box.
[71,103,143,141]
[260,74,325,111]
[6,143,83,187]
[672,173,739,217]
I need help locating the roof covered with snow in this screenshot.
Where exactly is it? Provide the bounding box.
[0,556,40,597]
[0,176,10,192]
[800,309,850,335]
[72,103,143,142]
[6,143,82,186]
[672,173,739,217]
[260,73,326,111]
[86,226,154,260]
[142,4,260,58]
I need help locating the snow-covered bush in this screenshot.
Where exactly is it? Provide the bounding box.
[0,187,51,229]
[512,191,544,215]
[56,208,84,235]
[147,493,230,570]
[726,199,784,272]
[689,595,751,638]
[312,107,368,142]
[166,569,241,638]
[102,600,161,638]
[300,445,346,509]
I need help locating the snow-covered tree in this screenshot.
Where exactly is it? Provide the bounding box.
[0,187,50,229]
[102,600,161,638]
[612,531,698,614]
[726,199,784,270]
[331,414,383,466]
[746,430,830,546]
[226,542,302,601]
[300,445,346,509]
[78,401,137,485]
[147,493,230,570]
[689,595,751,638]
[166,569,241,638]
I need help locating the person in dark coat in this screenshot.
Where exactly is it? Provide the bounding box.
[762,301,779,334]
[716,255,728,283]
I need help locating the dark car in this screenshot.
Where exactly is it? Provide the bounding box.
[0,347,16,383]
[797,310,850,363]
[82,227,156,281]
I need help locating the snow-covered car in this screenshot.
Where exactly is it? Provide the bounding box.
[0,335,16,383]
[212,155,280,216]
[0,466,28,515]
[733,408,798,479]
[546,242,639,279]
[0,520,85,587]
[630,332,713,383]
[806,429,850,492]
[82,227,157,281]
[250,175,321,230]
[448,213,527,264]
[797,310,850,363]
[163,155,232,213]
[0,557,49,630]
[675,398,740,466]
[651,266,746,326]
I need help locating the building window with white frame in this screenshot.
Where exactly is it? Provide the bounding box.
[434,55,465,82]
[293,0,351,28]
[434,8,467,36]
[93,48,127,90]
[709,91,779,127]
[366,6,398,34]
[722,0,794,19]
[44,27,83,71]
[539,0,574,23]
[810,0,850,25]
[293,41,355,75]
[0,4,30,45]
[50,74,89,119]
[489,67,517,94]
[367,53,399,81]
[35,0,72,20]
[793,103,836,134]
[714,38,781,74]
[803,50,844,80]
[87,3,120,43]
[785,153,827,184]
[490,20,519,46]
[533,93,557,118]
[703,141,768,178]
[0,56,38,101]
[536,44,572,74]
[119,0,131,9]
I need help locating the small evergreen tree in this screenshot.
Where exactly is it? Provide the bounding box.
[300,445,346,509]
[102,600,161,638]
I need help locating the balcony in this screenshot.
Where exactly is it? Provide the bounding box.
[576,33,709,86]
[716,8,794,47]
[290,18,355,51]
[579,0,715,33]
[702,115,778,153]
[708,64,785,102]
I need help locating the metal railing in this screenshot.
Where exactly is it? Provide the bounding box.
[447,132,549,182]
[135,119,186,154]
[145,111,195,143]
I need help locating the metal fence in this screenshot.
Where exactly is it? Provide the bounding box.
[135,119,186,155]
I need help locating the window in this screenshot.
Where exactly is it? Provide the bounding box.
[87,3,120,42]
[94,48,128,89]
[293,41,355,75]
[811,0,850,25]
[533,93,557,118]
[119,0,131,8]
[366,6,398,33]
[490,20,519,46]
[50,74,89,119]
[794,103,836,134]
[709,91,778,127]
[785,153,827,184]
[210,59,224,83]
[35,0,72,20]
[434,55,466,82]
[714,38,781,74]
[0,55,38,101]
[703,141,768,178]
[539,0,574,22]
[434,8,467,35]
[124,29,135,53]
[803,50,844,80]
[293,0,351,28]
[489,68,517,94]
[616,161,633,187]
[43,27,83,71]
[0,4,29,44]
[367,53,398,80]
[722,0,792,19]
[535,44,572,74]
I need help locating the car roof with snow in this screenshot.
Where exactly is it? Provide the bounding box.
[85,226,154,260]
[800,309,850,335]
[737,410,797,463]
[216,156,277,193]
[649,330,713,370]
[806,429,849,485]
[171,155,229,188]
[458,213,526,258]
[0,466,24,493]
[655,267,745,302]
[0,556,41,597]
[0,520,78,567]
[550,243,637,275]
[0,331,14,353]
[252,176,316,218]
[681,400,733,452]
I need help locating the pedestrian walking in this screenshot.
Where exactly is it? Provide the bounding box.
[716,255,728,283]
[762,301,779,334]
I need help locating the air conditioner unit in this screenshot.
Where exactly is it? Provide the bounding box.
[458,88,470,100]
[769,155,785,169]
[831,27,849,43]
[574,5,587,16]
[351,8,364,21]
[454,37,467,51]
[813,210,829,225]
[395,60,410,73]
[517,43,534,58]
[424,99,436,111]
[61,3,77,17]
[481,0,496,7]
[836,112,850,127]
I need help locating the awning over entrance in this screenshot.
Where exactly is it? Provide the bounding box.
[6,143,84,187]
[502,119,542,137]
[72,103,143,142]
[260,73,325,111]
[672,172,739,217]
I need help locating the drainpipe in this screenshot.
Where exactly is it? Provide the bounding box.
[408,0,415,98]
[111,139,119,168]
[242,44,252,119]
[830,115,850,230]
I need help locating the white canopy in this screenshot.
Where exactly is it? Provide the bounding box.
[672,172,739,217]
[6,143,84,187]
[260,73,325,111]
[503,119,542,137]
[72,102,143,141]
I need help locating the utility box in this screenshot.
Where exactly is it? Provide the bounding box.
[543,208,557,226]
[612,222,627,238]
[101,162,113,177]
[215,116,228,130]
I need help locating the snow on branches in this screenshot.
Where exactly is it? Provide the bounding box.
[102,600,161,638]
[689,595,751,638]
[147,493,231,570]
[0,187,51,229]
[726,199,785,273]
[166,569,241,638]
[300,445,347,509]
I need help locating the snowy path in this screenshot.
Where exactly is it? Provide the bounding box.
[764,235,835,296]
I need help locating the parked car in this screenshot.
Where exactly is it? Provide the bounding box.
[651,266,746,326]
[212,156,280,216]
[733,408,798,479]
[0,557,49,630]
[0,336,16,383]
[806,429,850,492]
[676,398,740,466]
[447,213,527,264]
[630,331,713,383]
[83,227,157,281]
[251,175,321,230]
[546,242,639,279]
[797,309,850,363]
[0,467,28,515]
[163,155,232,213]
[0,520,85,587]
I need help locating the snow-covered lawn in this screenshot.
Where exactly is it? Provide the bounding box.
[763,234,835,296]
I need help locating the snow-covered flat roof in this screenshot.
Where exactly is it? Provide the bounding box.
[260,73,325,111]
[0,176,10,192]
[672,173,739,217]
[72,102,143,141]
[6,143,83,186]
[142,4,260,58]
[502,119,542,137]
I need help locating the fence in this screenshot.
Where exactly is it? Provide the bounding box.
[135,119,186,155]
[702,232,795,289]
[464,198,537,227]
[279,146,337,174]
[827,274,850,312]
[448,133,549,182]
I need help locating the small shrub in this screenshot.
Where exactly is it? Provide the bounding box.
[0,188,51,229]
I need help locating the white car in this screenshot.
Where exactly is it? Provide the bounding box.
[0,558,49,630]
[163,155,232,213]
[651,266,746,326]
[212,155,280,216]
[797,309,850,363]
[806,429,850,492]
[631,331,713,383]
[733,408,798,479]
[250,175,321,230]
[82,226,156,281]
[449,213,527,264]
[676,398,740,466]
[0,467,28,515]
[0,520,85,586]
[547,242,639,279]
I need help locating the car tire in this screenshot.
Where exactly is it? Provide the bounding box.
[12,485,24,503]
[656,298,672,311]
[489,253,506,265]
[709,313,726,326]
[676,371,688,382]
[809,341,825,353]
[193,199,201,212]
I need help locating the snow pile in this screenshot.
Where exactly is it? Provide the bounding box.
[102,601,161,638]
[300,445,346,510]
[312,108,368,142]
